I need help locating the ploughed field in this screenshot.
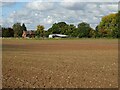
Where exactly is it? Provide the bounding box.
[2,39,118,88]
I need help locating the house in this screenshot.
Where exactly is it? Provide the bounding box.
[22,31,35,38]
[49,34,68,38]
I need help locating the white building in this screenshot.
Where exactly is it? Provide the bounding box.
[49,34,68,38]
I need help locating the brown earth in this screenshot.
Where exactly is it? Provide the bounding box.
[2,39,118,88]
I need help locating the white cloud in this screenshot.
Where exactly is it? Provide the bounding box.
[26,1,54,11]
[1,0,119,3]
[0,18,3,26]
[100,4,118,12]
[43,16,54,24]
[86,3,97,10]
[2,2,119,30]
[60,0,119,2]
[119,2,120,10]
[60,1,87,10]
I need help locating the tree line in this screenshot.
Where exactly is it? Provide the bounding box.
[1,11,120,38]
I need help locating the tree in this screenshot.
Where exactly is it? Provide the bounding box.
[67,24,77,37]
[88,28,96,38]
[36,25,45,38]
[22,23,27,31]
[0,25,1,37]
[48,23,61,34]
[12,23,23,37]
[44,30,50,37]
[2,27,14,37]
[95,25,100,38]
[116,11,120,38]
[97,13,119,38]
[77,22,91,38]
[47,22,93,38]
[48,22,69,35]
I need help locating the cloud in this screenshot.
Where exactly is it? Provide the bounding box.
[60,0,119,2]
[26,1,55,11]
[118,2,120,10]
[2,0,119,2]
[2,1,118,30]
[60,1,87,10]
[100,4,118,12]
[43,16,54,24]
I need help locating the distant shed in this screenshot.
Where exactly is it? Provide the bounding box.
[49,34,68,38]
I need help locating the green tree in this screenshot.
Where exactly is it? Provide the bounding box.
[44,30,50,37]
[2,27,14,37]
[48,22,69,35]
[95,25,100,38]
[12,23,23,37]
[88,28,96,38]
[47,22,78,37]
[115,11,120,38]
[57,22,68,34]
[48,23,61,34]
[0,25,1,37]
[36,25,45,38]
[77,22,91,38]
[67,24,77,37]
[98,13,119,38]
[22,23,27,31]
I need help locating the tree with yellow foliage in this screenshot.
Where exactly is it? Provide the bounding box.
[36,25,45,38]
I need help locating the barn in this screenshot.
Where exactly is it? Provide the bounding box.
[49,34,68,38]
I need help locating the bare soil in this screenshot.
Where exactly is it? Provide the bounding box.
[2,39,118,88]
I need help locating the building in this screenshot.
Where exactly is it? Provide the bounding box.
[49,34,68,38]
[22,31,35,38]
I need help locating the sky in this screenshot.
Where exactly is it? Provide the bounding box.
[0,0,119,30]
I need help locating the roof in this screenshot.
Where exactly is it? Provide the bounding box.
[49,34,67,37]
[23,31,35,34]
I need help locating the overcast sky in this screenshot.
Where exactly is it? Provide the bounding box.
[0,0,119,30]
